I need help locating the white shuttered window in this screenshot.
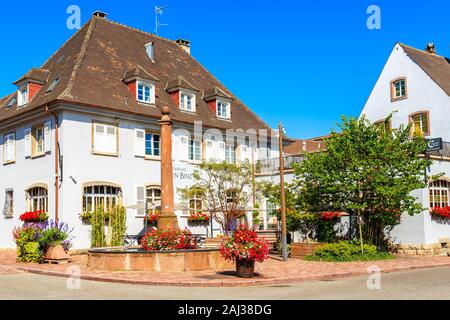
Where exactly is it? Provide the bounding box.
[93,123,118,155]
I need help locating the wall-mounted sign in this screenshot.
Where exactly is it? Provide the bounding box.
[426,138,443,152]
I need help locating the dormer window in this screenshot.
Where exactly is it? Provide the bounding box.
[6,96,17,108]
[18,84,28,107]
[180,91,196,112]
[137,81,155,104]
[217,100,231,119]
[391,78,407,102]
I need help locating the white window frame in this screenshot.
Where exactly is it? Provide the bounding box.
[83,184,122,213]
[189,191,203,215]
[180,90,196,112]
[17,83,29,107]
[393,79,406,99]
[189,139,202,162]
[146,186,162,214]
[225,144,236,164]
[429,180,450,208]
[145,132,161,158]
[136,80,155,104]
[4,189,14,218]
[217,99,231,119]
[26,186,48,212]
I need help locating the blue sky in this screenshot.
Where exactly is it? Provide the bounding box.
[0,0,449,139]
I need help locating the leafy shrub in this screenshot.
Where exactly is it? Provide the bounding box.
[141,228,198,251]
[305,241,395,262]
[19,242,42,263]
[39,221,73,252]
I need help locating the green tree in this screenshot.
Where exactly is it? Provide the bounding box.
[178,161,255,233]
[292,115,436,248]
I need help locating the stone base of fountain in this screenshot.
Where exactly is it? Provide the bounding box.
[87,247,234,272]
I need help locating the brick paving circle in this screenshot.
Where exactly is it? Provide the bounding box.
[1,251,449,287]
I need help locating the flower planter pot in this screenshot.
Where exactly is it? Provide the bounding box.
[44,245,69,261]
[291,242,325,259]
[236,259,255,278]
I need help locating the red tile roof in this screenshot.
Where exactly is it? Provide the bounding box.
[0,16,271,132]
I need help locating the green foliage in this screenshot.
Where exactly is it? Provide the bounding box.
[90,206,127,248]
[305,241,395,262]
[111,206,127,247]
[39,227,67,249]
[178,161,255,232]
[90,206,106,248]
[18,242,42,263]
[316,220,338,243]
[252,203,260,225]
[293,115,435,246]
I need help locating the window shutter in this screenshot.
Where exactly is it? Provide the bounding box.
[218,141,226,161]
[205,140,215,161]
[135,129,145,157]
[7,135,15,162]
[172,133,179,161]
[24,128,32,158]
[44,121,52,152]
[136,186,145,216]
[179,136,189,161]
[93,123,104,152]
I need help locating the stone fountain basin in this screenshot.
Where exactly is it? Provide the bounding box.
[88,247,234,272]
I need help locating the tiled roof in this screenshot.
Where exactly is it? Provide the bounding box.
[0,16,271,132]
[284,139,326,155]
[400,43,450,96]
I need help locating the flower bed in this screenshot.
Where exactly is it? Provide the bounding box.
[188,212,210,223]
[20,211,48,223]
[431,207,450,219]
[220,225,270,263]
[141,228,198,251]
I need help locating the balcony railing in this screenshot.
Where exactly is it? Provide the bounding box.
[256,141,450,174]
[256,155,305,174]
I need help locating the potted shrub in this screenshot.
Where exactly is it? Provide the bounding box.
[220,225,270,278]
[13,224,45,263]
[39,221,73,261]
[252,203,261,231]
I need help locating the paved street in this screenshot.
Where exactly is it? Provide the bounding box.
[1,267,449,300]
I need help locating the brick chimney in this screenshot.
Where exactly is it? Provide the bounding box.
[92,11,108,18]
[176,39,191,55]
[426,43,436,55]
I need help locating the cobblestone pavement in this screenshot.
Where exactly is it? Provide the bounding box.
[1,250,449,287]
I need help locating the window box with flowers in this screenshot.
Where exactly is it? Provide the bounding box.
[19,211,49,224]
[187,212,210,225]
[430,207,450,219]
[144,210,160,226]
[220,225,270,278]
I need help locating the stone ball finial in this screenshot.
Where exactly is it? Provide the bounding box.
[161,106,171,116]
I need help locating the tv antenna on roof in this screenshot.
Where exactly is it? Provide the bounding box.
[154,5,169,35]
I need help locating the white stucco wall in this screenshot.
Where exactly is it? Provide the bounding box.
[0,115,56,248]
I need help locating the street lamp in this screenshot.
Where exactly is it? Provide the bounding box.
[278,122,288,261]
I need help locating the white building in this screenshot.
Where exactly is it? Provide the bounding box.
[0,13,280,250]
[360,42,450,254]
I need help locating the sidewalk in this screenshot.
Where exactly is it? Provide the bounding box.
[1,250,449,287]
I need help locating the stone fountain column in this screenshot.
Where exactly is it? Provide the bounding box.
[157,106,179,232]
